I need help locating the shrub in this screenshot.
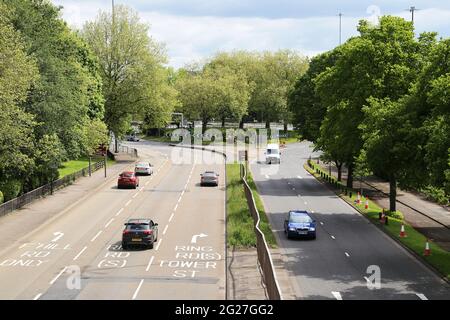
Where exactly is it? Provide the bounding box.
[0,191,3,204]
[421,185,449,205]
[0,179,22,201]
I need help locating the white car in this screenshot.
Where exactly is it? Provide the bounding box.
[265,143,281,164]
[135,162,153,176]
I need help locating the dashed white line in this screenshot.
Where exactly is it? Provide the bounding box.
[105,218,114,228]
[115,208,124,216]
[331,235,336,240]
[169,213,175,222]
[132,192,139,199]
[73,246,88,261]
[265,175,270,179]
[139,187,144,193]
[163,225,169,235]
[50,266,67,285]
[33,293,42,300]
[132,279,144,300]
[297,175,303,179]
[90,230,103,242]
[19,243,28,249]
[304,201,308,205]
[177,197,182,204]
[155,238,163,251]
[145,256,155,272]
[332,291,343,300]
[345,252,350,258]
[125,200,132,207]
[416,293,428,300]
[174,204,179,212]
[320,222,324,225]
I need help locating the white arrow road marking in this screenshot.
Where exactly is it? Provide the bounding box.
[73,246,88,261]
[51,232,64,242]
[332,292,343,300]
[132,279,144,300]
[416,293,428,300]
[191,233,208,244]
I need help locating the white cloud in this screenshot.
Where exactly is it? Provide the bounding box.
[53,1,450,69]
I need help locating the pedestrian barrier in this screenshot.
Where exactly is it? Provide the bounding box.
[0,159,106,217]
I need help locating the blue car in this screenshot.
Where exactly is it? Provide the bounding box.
[284,210,316,239]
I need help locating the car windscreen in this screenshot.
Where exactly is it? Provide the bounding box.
[289,215,313,223]
[126,224,149,230]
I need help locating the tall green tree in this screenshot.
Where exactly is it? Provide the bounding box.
[82,5,167,147]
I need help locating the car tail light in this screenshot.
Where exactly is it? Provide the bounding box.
[123,230,130,235]
[143,230,153,235]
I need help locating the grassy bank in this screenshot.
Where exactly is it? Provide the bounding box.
[58,157,115,178]
[227,163,277,248]
[304,161,450,281]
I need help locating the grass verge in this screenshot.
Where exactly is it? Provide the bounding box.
[58,157,115,178]
[304,161,450,281]
[227,163,277,248]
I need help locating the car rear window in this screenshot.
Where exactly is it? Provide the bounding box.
[122,173,134,178]
[126,224,149,230]
[290,214,312,223]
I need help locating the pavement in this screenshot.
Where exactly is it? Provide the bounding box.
[250,141,450,300]
[0,140,226,300]
[315,160,450,251]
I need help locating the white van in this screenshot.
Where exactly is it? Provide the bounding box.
[265,143,281,164]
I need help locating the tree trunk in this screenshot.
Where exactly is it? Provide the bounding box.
[346,163,354,188]
[284,123,288,132]
[389,176,397,213]
[239,119,244,129]
[202,119,208,134]
[115,137,118,153]
[265,120,270,129]
[336,163,342,182]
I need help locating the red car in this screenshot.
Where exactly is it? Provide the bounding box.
[118,171,140,189]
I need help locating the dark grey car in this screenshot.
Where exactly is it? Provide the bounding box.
[122,219,158,249]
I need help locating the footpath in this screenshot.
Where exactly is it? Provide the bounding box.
[316,160,450,251]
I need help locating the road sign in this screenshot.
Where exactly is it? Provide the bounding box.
[239,150,248,162]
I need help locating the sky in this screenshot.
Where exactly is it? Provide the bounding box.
[52,0,450,68]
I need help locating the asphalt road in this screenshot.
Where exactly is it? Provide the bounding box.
[0,141,226,300]
[251,141,450,300]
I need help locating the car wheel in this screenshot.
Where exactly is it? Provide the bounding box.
[149,241,154,249]
[122,243,128,250]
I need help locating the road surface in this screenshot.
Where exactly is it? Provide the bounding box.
[251,141,450,300]
[0,141,226,300]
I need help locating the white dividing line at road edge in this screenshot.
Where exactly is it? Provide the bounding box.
[416,293,428,300]
[345,252,350,258]
[163,225,169,235]
[90,230,103,242]
[33,293,42,300]
[155,238,162,251]
[125,200,132,207]
[132,279,144,300]
[332,291,343,300]
[169,213,174,222]
[50,266,68,285]
[105,218,114,228]
[73,246,88,261]
[115,208,124,217]
[145,256,155,272]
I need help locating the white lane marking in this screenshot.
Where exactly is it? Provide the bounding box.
[174,204,179,212]
[163,225,169,235]
[116,208,124,217]
[50,266,67,285]
[33,293,42,300]
[19,243,28,249]
[320,222,324,225]
[132,192,139,199]
[105,218,114,228]
[311,210,315,213]
[132,279,144,300]
[416,293,428,300]
[345,252,350,258]
[331,235,336,240]
[155,238,162,251]
[90,231,103,242]
[181,190,185,197]
[178,197,182,203]
[145,181,150,186]
[332,291,343,300]
[73,246,88,261]
[125,200,132,207]
[139,187,144,193]
[297,175,303,179]
[169,213,174,222]
[145,256,155,272]
[304,201,308,205]
[265,175,270,179]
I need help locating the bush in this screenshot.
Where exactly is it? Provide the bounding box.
[0,179,22,201]
[421,185,449,205]
[0,191,3,204]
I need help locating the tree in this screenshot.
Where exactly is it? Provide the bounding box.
[82,5,167,147]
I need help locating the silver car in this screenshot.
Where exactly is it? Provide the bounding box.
[200,171,219,186]
[135,162,153,176]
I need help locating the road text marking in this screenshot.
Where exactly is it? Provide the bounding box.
[332,291,343,300]
[416,293,428,300]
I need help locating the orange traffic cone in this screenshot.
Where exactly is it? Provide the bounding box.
[424,239,431,256]
[357,192,361,204]
[399,224,407,238]
[365,198,369,209]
